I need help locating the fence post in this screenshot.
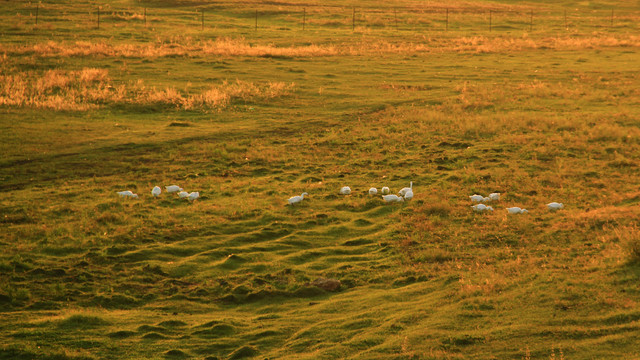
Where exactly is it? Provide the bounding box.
[255,10,258,31]
[610,9,614,27]
[489,10,492,32]
[394,8,397,31]
[144,8,146,27]
[35,4,39,26]
[446,8,448,31]
[303,8,305,30]
[352,7,355,31]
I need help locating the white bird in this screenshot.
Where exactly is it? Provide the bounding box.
[369,188,378,195]
[547,202,564,210]
[472,204,488,212]
[399,181,413,196]
[404,189,413,201]
[151,186,161,197]
[178,191,189,198]
[489,193,500,201]
[507,207,527,214]
[288,192,308,205]
[117,191,139,199]
[470,194,484,203]
[339,186,351,195]
[382,194,404,203]
[165,185,183,193]
[381,187,390,195]
[188,192,200,201]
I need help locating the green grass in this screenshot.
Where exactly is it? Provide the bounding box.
[1,0,640,359]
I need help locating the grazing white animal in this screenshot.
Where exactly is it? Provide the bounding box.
[483,197,491,203]
[399,182,413,196]
[507,207,527,214]
[151,186,161,197]
[178,191,189,198]
[117,191,139,199]
[472,204,489,212]
[382,194,404,203]
[489,193,500,201]
[288,192,308,205]
[487,206,494,211]
[381,187,390,195]
[187,192,200,201]
[547,202,564,210]
[339,186,351,195]
[404,189,413,201]
[165,185,183,193]
[369,187,378,195]
[470,194,484,203]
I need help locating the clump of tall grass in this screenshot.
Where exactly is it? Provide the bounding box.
[629,238,640,263]
[615,225,640,263]
[108,11,145,22]
[201,37,338,57]
[0,68,111,111]
[140,80,296,110]
[0,68,295,111]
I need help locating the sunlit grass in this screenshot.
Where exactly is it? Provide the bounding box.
[0,66,295,111]
[1,0,640,359]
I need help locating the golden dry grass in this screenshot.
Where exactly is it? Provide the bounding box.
[1,35,639,61]
[0,67,295,111]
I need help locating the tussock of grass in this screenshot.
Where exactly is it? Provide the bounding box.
[57,315,110,329]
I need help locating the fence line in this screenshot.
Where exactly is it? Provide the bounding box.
[9,3,640,34]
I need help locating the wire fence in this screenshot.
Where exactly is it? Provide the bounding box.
[4,3,640,35]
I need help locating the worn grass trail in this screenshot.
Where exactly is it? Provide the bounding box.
[2,0,640,359]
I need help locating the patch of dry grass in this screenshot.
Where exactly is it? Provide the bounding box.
[201,37,338,57]
[0,38,338,59]
[107,11,145,22]
[1,35,639,60]
[0,67,295,111]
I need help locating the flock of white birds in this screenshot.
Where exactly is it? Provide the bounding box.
[289,181,415,206]
[118,185,200,201]
[469,191,564,214]
[289,181,565,214]
[118,181,564,214]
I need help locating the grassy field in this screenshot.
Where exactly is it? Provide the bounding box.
[1,0,640,359]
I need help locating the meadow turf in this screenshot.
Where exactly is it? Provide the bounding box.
[1,0,640,359]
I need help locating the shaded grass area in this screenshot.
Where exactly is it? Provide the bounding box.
[1,1,640,359]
